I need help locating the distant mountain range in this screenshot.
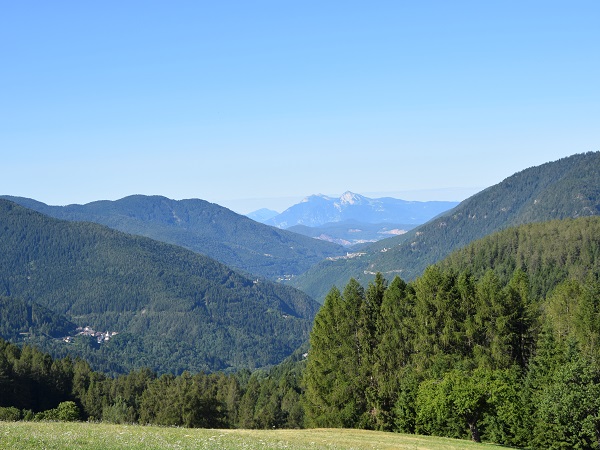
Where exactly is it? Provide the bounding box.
[1,195,346,282]
[258,192,459,228]
[0,199,320,374]
[247,208,279,222]
[290,151,600,301]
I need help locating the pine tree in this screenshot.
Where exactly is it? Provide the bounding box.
[412,267,463,374]
[304,280,368,428]
[237,375,260,428]
[504,269,536,368]
[359,273,387,428]
[303,286,346,427]
[373,276,413,430]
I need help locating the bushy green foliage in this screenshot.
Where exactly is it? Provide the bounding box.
[0,336,304,430]
[34,401,80,422]
[102,396,135,424]
[0,406,21,421]
[304,269,537,442]
[532,348,600,449]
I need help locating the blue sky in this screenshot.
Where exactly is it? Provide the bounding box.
[2,1,599,213]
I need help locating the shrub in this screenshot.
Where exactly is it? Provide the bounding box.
[34,401,80,422]
[0,406,21,421]
[56,401,80,422]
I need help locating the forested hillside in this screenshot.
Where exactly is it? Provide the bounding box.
[0,195,346,281]
[438,217,600,298]
[292,151,600,301]
[0,199,319,374]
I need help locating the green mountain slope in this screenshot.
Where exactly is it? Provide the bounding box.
[438,216,600,299]
[291,151,600,301]
[0,195,346,281]
[0,199,319,374]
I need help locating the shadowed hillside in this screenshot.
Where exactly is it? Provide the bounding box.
[0,199,319,374]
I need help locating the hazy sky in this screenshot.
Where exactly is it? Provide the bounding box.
[2,2,599,213]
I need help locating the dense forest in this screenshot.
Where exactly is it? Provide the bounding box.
[3,216,600,448]
[0,199,319,373]
[0,337,306,429]
[304,217,600,448]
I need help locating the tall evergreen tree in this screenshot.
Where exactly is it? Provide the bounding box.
[504,269,536,368]
[359,273,387,429]
[373,276,413,430]
[303,286,345,427]
[412,267,463,374]
[304,280,368,428]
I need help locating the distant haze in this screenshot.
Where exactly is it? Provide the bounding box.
[223,187,481,215]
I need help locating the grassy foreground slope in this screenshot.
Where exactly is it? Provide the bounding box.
[0,422,508,450]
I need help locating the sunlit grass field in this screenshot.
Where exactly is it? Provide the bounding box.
[0,422,509,450]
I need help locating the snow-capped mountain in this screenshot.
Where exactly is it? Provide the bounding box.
[262,191,459,228]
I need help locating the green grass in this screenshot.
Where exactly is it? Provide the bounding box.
[0,422,510,450]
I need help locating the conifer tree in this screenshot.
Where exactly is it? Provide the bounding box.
[473,270,510,368]
[373,276,413,430]
[304,280,367,428]
[504,269,535,368]
[359,273,387,428]
[412,267,463,374]
[237,375,260,428]
[303,286,345,427]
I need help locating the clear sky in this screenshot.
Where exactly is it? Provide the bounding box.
[2,1,599,214]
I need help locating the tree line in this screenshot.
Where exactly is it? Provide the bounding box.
[0,337,305,429]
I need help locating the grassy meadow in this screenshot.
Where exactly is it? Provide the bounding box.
[0,422,509,450]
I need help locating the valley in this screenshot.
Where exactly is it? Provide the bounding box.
[1,151,600,448]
